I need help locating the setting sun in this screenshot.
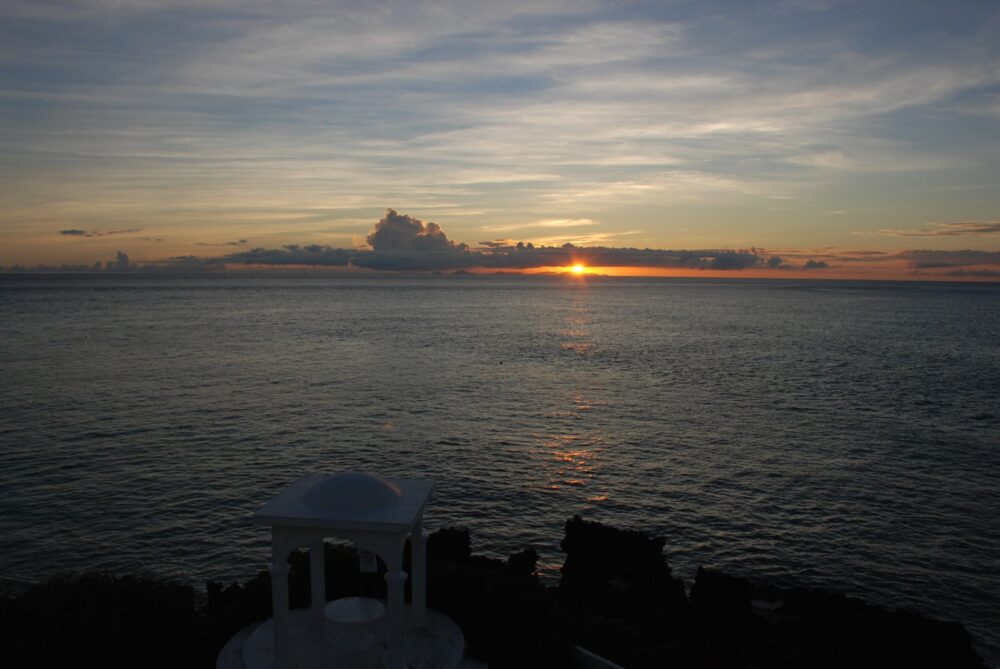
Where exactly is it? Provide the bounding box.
[571,264,586,274]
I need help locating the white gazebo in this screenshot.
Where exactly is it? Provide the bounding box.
[216,471,469,669]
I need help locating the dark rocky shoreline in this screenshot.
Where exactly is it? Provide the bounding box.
[1,517,985,668]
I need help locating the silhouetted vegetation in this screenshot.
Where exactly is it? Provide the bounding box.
[0,518,985,668]
[0,573,206,668]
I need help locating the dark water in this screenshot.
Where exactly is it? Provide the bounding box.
[2,274,998,662]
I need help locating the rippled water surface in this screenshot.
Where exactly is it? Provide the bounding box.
[2,275,999,661]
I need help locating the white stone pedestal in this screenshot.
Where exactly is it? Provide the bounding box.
[217,605,466,669]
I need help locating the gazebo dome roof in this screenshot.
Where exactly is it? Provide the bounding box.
[304,471,403,514]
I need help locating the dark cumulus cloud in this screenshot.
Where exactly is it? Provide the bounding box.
[901,249,1000,268]
[946,268,1000,277]
[803,259,829,269]
[98,251,134,271]
[225,244,356,267]
[60,228,142,238]
[196,239,247,247]
[367,209,467,252]
[214,209,772,272]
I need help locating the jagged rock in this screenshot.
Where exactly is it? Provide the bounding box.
[559,515,687,618]
[426,528,572,668]
[507,548,539,578]
[427,526,472,563]
[688,567,985,668]
[0,522,985,669]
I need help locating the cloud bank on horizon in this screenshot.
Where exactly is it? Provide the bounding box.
[212,208,768,271]
[1,1,999,270]
[169,209,997,278]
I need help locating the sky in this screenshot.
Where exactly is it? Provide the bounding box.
[2,0,999,278]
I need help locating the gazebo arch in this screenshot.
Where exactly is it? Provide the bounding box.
[254,471,435,669]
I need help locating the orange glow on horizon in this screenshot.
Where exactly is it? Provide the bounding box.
[503,264,998,281]
[129,262,1000,282]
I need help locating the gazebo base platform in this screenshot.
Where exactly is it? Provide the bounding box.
[217,605,477,669]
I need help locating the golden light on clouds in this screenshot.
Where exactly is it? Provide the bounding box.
[1,2,998,276]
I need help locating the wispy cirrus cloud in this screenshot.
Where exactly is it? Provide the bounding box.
[481,218,598,232]
[527,230,643,247]
[3,2,1000,266]
[858,221,1000,238]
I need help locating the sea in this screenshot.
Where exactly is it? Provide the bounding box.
[1,274,998,663]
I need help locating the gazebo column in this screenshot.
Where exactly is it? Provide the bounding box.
[384,567,409,669]
[309,537,326,632]
[411,526,428,627]
[254,474,436,669]
[270,546,291,669]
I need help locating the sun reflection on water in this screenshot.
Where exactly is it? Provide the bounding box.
[534,284,613,500]
[541,433,602,490]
